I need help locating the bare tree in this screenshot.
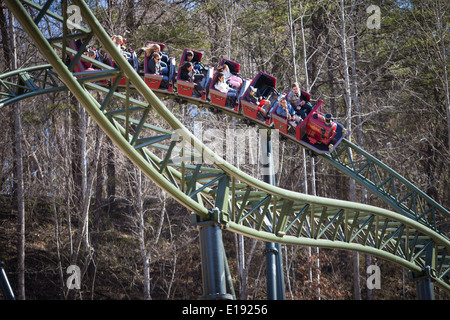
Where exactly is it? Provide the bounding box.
[135,169,151,299]
[70,109,103,298]
[437,0,450,149]
[338,0,360,300]
[1,8,27,300]
[47,113,65,296]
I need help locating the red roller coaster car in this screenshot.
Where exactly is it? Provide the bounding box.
[209,59,249,114]
[271,99,346,154]
[240,71,278,127]
[143,41,176,93]
[176,48,213,102]
[67,38,346,154]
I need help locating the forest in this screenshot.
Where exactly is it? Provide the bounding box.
[0,0,449,300]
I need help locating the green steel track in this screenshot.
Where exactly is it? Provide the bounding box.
[2,0,450,293]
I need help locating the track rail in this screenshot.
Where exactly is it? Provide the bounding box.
[3,0,450,292]
[2,64,448,237]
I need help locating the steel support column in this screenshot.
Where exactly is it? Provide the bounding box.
[409,242,436,300]
[261,129,285,300]
[417,277,435,300]
[264,242,278,300]
[275,243,286,299]
[193,215,234,300]
[409,267,435,300]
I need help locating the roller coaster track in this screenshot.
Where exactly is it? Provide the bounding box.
[2,0,450,294]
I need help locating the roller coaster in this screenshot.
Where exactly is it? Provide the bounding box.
[1,0,449,300]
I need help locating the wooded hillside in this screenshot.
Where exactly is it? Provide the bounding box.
[0,0,449,300]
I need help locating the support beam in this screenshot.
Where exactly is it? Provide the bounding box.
[261,129,285,300]
[417,277,435,300]
[409,243,436,300]
[193,214,233,300]
[409,267,435,300]
[264,242,278,300]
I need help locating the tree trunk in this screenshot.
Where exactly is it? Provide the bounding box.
[48,115,65,296]
[349,1,370,300]
[64,94,74,260]
[4,9,26,300]
[339,0,360,300]
[106,138,116,211]
[92,151,103,264]
[236,233,247,299]
[80,103,88,250]
[136,169,151,300]
[436,0,450,148]
[13,98,25,300]
[71,109,102,275]
[288,0,298,84]
[298,0,322,300]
